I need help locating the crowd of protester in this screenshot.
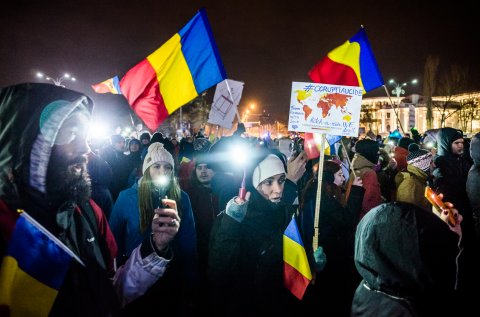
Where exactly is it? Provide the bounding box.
[1,83,479,316]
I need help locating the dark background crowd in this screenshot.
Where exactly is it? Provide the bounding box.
[1,83,479,316]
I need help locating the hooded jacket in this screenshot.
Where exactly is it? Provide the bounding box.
[433,127,471,188]
[0,83,119,316]
[432,128,475,246]
[466,133,480,238]
[351,202,461,316]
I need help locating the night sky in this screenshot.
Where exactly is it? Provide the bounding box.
[1,0,478,129]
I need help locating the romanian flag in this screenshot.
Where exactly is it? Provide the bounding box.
[283,216,312,300]
[0,213,74,317]
[308,27,384,94]
[92,8,226,132]
[306,28,383,159]
[304,133,342,160]
[91,76,121,94]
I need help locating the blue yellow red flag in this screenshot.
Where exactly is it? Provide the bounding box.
[92,8,226,132]
[304,133,342,160]
[306,28,384,158]
[91,76,121,94]
[0,213,80,317]
[283,216,312,300]
[308,27,384,94]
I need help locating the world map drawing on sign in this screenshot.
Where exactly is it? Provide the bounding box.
[289,82,362,137]
[301,93,352,121]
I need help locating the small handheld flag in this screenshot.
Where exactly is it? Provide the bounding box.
[0,212,81,317]
[283,216,312,300]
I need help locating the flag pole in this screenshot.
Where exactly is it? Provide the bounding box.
[21,212,85,267]
[214,125,220,142]
[340,138,356,178]
[224,79,242,123]
[128,112,138,138]
[382,85,405,135]
[312,133,326,251]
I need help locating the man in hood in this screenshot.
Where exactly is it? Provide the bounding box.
[0,83,120,316]
[432,127,478,313]
[432,128,473,238]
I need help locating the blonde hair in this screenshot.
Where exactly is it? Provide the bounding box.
[138,167,182,233]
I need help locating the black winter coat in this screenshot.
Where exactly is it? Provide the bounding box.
[208,184,304,316]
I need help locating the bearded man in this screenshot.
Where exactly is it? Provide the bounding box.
[0,83,120,316]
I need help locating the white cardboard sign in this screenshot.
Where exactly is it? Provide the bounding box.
[288,82,363,137]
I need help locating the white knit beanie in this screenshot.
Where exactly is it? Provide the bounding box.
[142,142,175,174]
[252,154,285,188]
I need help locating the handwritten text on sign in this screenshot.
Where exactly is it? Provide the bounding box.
[288,82,362,137]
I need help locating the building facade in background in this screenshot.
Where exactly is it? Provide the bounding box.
[361,91,480,136]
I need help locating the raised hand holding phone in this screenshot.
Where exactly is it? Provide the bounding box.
[151,174,180,251]
[152,197,180,251]
[287,150,307,184]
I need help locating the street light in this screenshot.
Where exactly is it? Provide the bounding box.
[36,72,76,87]
[389,78,418,104]
[388,78,417,133]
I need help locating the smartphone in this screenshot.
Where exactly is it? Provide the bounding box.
[156,187,168,208]
[424,186,456,226]
[159,195,168,208]
[290,137,304,159]
[156,191,169,227]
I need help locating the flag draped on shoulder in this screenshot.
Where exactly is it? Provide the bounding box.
[283,216,312,300]
[92,8,227,131]
[0,212,79,317]
[308,27,384,94]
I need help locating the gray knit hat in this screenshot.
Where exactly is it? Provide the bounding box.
[142,142,174,174]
